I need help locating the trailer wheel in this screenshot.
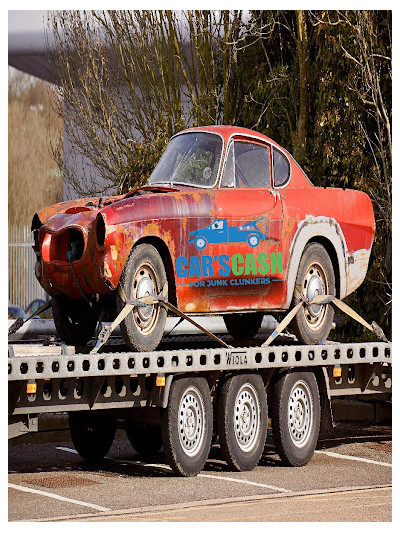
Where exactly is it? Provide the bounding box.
[161,377,212,476]
[52,296,98,345]
[117,243,167,352]
[223,312,264,340]
[126,424,163,457]
[69,412,116,463]
[291,243,335,344]
[218,373,267,471]
[271,370,320,467]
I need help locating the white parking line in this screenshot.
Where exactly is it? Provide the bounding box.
[8,483,110,512]
[57,446,79,454]
[57,446,291,493]
[199,473,291,492]
[314,450,392,467]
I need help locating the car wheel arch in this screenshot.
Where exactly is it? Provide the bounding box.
[283,218,347,308]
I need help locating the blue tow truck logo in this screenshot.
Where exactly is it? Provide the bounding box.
[188,218,266,250]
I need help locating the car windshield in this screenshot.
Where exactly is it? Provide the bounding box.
[148,132,223,188]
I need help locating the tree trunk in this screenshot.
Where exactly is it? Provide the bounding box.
[294,10,308,162]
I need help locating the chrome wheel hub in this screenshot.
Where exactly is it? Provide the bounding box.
[306,274,324,316]
[178,388,205,457]
[302,262,328,330]
[132,263,159,335]
[288,381,313,447]
[136,277,155,320]
[234,384,260,452]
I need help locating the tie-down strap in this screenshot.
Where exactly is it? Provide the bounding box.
[261,293,388,347]
[90,283,231,354]
[8,300,52,336]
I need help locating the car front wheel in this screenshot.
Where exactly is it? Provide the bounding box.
[117,243,167,352]
[195,237,207,250]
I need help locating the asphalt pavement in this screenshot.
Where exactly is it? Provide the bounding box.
[8,421,392,522]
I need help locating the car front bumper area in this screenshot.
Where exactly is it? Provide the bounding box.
[35,213,115,300]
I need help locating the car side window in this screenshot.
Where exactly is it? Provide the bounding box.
[234,142,271,188]
[273,147,290,187]
[220,143,235,188]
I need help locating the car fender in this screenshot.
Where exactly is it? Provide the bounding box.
[284,215,348,308]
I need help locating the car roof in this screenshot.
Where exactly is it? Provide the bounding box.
[179,125,282,150]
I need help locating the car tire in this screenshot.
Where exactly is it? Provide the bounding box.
[271,370,320,467]
[52,296,98,345]
[291,243,335,344]
[218,373,268,471]
[69,411,116,463]
[161,377,212,476]
[126,424,163,457]
[117,244,167,352]
[223,312,264,340]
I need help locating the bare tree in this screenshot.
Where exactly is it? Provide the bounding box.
[47,10,244,196]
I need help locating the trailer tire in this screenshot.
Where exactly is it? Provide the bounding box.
[161,377,212,476]
[218,373,267,471]
[126,424,163,457]
[117,244,167,352]
[52,296,98,345]
[223,312,264,341]
[69,412,116,463]
[271,370,320,467]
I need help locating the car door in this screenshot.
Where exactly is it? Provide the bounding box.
[210,138,284,310]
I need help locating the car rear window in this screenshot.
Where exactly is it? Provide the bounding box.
[273,147,290,187]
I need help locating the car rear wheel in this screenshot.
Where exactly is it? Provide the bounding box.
[117,244,167,352]
[248,234,260,247]
[52,296,98,345]
[223,312,264,341]
[291,243,335,344]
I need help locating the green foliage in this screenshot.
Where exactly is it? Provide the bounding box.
[235,10,392,340]
[117,118,186,194]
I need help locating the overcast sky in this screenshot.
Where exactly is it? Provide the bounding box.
[8,10,48,32]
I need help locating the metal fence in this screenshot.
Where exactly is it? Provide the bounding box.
[8,225,47,310]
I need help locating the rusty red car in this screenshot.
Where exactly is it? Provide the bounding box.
[32,125,375,350]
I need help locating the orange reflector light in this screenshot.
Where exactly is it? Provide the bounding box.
[27,383,37,394]
[333,366,342,378]
[156,376,166,387]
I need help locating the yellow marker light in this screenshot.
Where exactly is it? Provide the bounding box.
[333,366,342,378]
[156,376,166,387]
[27,383,37,394]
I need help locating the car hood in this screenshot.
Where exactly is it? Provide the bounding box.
[33,185,184,229]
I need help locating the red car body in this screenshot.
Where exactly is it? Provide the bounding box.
[33,125,375,326]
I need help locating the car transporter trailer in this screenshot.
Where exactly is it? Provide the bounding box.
[8,332,392,477]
